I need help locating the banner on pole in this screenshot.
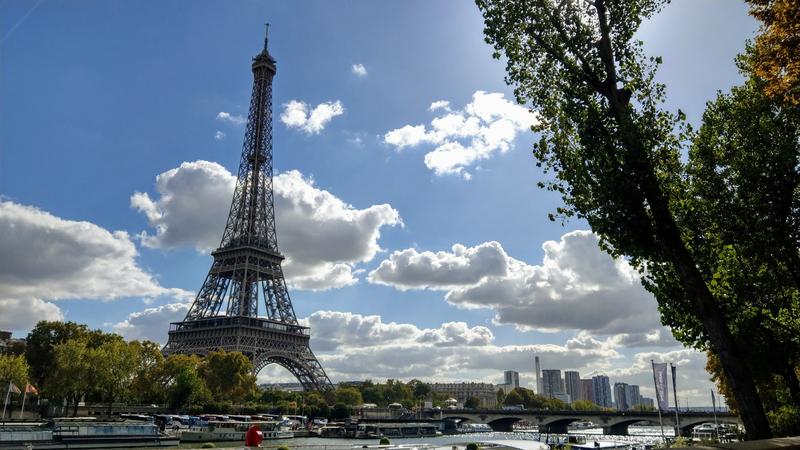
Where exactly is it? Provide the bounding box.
[9,383,21,394]
[653,362,669,411]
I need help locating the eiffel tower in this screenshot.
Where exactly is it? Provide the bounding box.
[163,26,332,391]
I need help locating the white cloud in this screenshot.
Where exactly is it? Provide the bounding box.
[216,111,246,126]
[351,64,368,77]
[112,302,189,343]
[303,311,619,382]
[0,299,63,333]
[280,100,344,135]
[0,200,190,334]
[383,91,537,178]
[214,130,225,140]
[370,230,664,337]
[132,161,402,290]
[429,100,451,112]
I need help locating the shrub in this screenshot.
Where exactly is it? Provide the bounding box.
[466,443,479,450]
[380,437,390,445]
[201,444,215,449]
[277,446,291,450]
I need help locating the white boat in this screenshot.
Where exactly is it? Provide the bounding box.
[179,420,292,442]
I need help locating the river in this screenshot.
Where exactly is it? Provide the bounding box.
[168,426,677,449]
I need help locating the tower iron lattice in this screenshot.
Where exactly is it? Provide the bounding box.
[163,26,332,391]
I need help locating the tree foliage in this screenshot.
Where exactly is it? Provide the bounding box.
[476,0,774,437]
[0,354,29,389]
[748,0,800,105]
[200,350,256,404]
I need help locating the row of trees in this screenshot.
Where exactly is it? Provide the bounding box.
[477,0,799,438]
[0,321,257,415]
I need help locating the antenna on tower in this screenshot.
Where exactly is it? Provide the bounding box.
[264,23,270,52]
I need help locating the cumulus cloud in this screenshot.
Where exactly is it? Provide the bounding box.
[0,200,190,333]
[429,100,451,112]
[303,311,619,381]
[383,91,538,179]
[0,299,64,332]
[112,302,190,343]
[351,64,368,77]
[370,230,664,337]
[216,111,246,126]
[214,131,225,140]
[131,161,402,290]
[280,100,344,134]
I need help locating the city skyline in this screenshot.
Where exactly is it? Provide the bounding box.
[0,0,756,406]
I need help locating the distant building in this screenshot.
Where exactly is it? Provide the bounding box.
[613,382,629,410]
[497,370,520,393]
[541,369,562,398]
[534,356,542,395]
[564,371,581,403]
[640,397,655,409]
[553,392,571,404]
[592,375,613,408]
[0,331,25,354]
[625,384,641,409]
[580,379,595,404]
[504,370,520,390]
[430,382,497,408]
[260,382,304,392]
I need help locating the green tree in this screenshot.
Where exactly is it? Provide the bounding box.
[496,388,506,405]
[330,403,351,420]
[572,400,601,411]
[334,386,363,406]
[503,389,523,406]
[92,339,140,413]
[129,341,167,404]
[25,321,90,389]
[0,354,29,390]
[464,397,481,409]
[164,354,211,411]
[200,350,256,404]
[477,0,771,437]
[412,381,431,399]
[654,68,800,406]
[48,338,93,415]
[748,0,800,105]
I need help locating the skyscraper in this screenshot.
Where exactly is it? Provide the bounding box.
[564,371,581,404]
[592,375,613,408]
[613,382,629,410]
[542,369,562,398]
[534,356,542,395]
[580,379,595,404]
[625,384,641,409]
[504,370,520,390]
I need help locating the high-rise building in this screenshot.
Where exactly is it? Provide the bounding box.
[580,379,595,404]
[564,371,581,403]
[592,375,613,408]
[542,369,562,398]
[504,370,520,390]
[625,384,641,409]
[613,382,629,410]
[535,356,542,395]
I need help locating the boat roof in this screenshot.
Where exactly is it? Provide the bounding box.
[483,440,550,450]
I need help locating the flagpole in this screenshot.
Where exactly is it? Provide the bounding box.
[2,381,10,420]
[18,387,27,419]
[671,363,681,437]
[651,360,666,443]
[711,390,719,441]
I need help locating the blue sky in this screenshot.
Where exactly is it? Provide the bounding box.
[1,0,757,405]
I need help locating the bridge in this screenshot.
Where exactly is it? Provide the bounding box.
[437,409,741,436]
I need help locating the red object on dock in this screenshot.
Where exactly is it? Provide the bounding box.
[245,425,263,446]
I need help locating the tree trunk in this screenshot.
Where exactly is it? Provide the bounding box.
[782,363,800,406]
[631,140,772,440]
[589,1,773,436]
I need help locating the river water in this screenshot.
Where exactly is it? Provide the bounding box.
[171,426,677,449]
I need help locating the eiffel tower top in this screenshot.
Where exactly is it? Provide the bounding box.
[254,23,277,69]
[177,27,297,322]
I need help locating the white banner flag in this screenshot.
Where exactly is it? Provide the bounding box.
[653,362,669,411]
